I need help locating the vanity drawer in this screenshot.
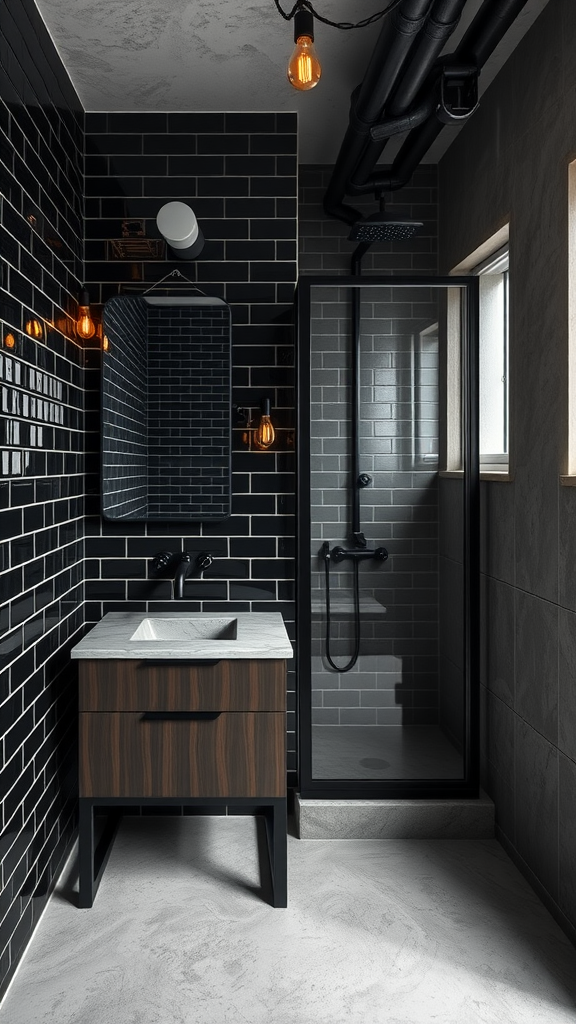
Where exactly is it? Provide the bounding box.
[79,712,286,798]
[79,659,286,712]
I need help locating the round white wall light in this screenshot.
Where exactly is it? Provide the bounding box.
[156,201,205,259]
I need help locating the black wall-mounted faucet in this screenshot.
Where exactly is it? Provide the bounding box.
[174,550,214,599]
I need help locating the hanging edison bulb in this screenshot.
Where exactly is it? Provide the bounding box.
[288,7,321,91]
[254,398,276,449]
[76,289,96,340]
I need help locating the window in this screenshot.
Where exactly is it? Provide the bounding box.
[565,161,576,482]
[446,226,511,479]
[475,246,509,469]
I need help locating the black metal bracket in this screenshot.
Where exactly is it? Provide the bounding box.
[78,797,287,909]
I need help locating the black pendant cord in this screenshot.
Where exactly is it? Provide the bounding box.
[324,554,361,673]
[273,0,404,30]
[351,243,370,547]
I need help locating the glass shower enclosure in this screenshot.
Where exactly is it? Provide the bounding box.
[297,276,479,798]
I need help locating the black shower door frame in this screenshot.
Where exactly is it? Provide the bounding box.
[296,275,480,799]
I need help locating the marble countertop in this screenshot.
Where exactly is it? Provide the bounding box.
[71,612,293,660]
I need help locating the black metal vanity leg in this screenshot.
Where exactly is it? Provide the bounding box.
[78,799,95,908]
[265,800,287,908]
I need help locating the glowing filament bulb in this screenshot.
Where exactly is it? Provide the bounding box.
[288,35,321,90]
[288,8,321,92]
[76,289,96,340]
[254,398,275,449]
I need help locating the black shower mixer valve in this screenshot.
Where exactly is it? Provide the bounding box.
[321,543,388,564]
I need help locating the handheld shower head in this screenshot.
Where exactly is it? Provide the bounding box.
[348,210,423,242]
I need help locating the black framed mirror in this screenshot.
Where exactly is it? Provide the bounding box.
[101,294,232,521]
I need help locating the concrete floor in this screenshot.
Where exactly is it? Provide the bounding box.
[2,814,576,1024]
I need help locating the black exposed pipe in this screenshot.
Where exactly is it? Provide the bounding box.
[388,0,466,114]
[325,0,531,223]
[370,0,531,195]
[350,0,467,191]
[323,0,435,226]
[350,242,370,544]
[368,97,436,141]
[351,273,364,547]
[457,0,532,65]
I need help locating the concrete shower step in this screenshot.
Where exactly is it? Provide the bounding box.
[295,791,495,840]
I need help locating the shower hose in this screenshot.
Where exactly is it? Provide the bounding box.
[323,545,361,673]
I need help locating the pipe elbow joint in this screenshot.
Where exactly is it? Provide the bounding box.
[322,197,362,227]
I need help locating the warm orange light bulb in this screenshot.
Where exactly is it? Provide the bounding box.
[76,289,96,340]
[4,333,16,349]
[288,34,321,91]
[103,334,110,352]
[76,307,96,339]
[254,414,275,449]
[254,399,275,449]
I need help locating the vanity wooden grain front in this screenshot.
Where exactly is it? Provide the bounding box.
[78,659,287,800]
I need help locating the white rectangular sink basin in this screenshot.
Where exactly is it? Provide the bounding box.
[70,612,293,660]
[130,617,238,642]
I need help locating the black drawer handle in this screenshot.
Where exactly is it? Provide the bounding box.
[141,660,221,668]
[141,711,222,722]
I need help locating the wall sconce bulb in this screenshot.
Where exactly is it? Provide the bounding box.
[254,397,276,449]
[76,289,96,340]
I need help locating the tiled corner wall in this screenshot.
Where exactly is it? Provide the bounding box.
[298,166,440,723]
[0,0,85,998]
[101,296,147,519]
[83,111,298,783]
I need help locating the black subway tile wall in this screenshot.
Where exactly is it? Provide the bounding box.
[83,111,297,779]
[101,296,147,518]
[0,0,84,998]
[299,164,438,276]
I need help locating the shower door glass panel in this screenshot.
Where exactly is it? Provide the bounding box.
[304,280,476,789]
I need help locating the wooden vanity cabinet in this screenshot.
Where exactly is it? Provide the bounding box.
[77,658,287,908]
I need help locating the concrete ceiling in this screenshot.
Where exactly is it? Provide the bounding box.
[35,0,551,164]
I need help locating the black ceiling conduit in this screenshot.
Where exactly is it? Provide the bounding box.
[350,0,467,191]
[322,0,436,227]
[377,0,532,193]
[324,0,531,226]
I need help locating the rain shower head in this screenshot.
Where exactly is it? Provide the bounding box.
[348,211,423,242]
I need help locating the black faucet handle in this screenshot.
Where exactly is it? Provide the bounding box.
[151,550,173,571]
[196,551,214,571]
